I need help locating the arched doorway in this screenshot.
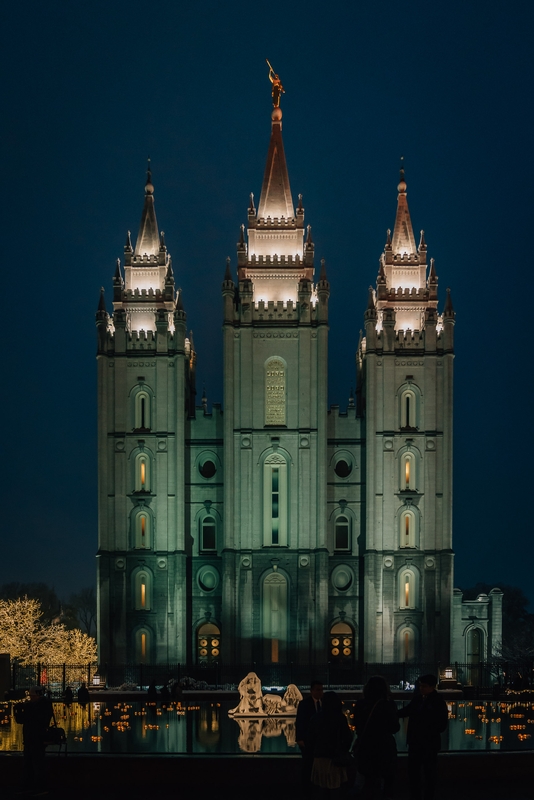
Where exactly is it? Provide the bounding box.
[197,622,221,665]
[329,621,354,665]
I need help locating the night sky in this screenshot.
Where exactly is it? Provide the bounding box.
[3,0,533,605]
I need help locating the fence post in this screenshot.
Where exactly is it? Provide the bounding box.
[87,663,91,687]
[62,664,66,695]
[37,663,41,687]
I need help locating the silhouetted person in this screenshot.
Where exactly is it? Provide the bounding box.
[14,686,53,794]
[308,690,353,798]
[296,680,324,790]
[64,686,73,709]
[147,679,158,702]
[398,674,448,800]
[354,675,399,799]
[77,681,90,707]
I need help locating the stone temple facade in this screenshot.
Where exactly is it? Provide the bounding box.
[96,99,501,669]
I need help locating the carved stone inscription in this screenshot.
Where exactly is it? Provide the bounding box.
[265,358,286,425]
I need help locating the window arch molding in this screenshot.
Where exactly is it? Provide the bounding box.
[396,503,420,549]
[195,451,221,482]
[130,504,154,549]
[396,623,418,662]
[398,565,420,609]
[133,625,153,664]
[129,384,155,431]
[464,624,486,661]
[260,447,291,546]
[329,450,355,480]
[132,566,153,611]
[397,382,422,430]
[264,356,288,426]
[129,446,155,494]
[397,445,422,492]
[195,507,221,553]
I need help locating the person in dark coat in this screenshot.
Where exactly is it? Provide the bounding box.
[308,690,353,798]
[14,686,54,794]
[398,674,448,800]
[77,681,90,707]
[354,675,400,799]
[296,680,324,790]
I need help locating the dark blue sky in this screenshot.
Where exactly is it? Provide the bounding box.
[3,0,533,604]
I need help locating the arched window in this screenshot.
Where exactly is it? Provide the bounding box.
[399,507,417,548]
[398,627,415,662]
[399,567,418,609]
[134,390,151,430]
[401,452,416,491]
[263,453,289,546]
[399,385,420,429]
[135,627,151,663]
[197,622,221,665]
[262,571,288,664]
[467,627,483,663]
[329,621,354,664]
[133,509,151,549]
[201,516,216,551]
[334,515,351,551]
[134,453,150,492]
[265,357,287,426]
[134,569,152,610]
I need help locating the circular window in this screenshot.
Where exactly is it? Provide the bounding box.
[331,647,340,656]
[200,648,208,656]
[334,460,352,478]
[212,648,219,657]
[331,638,340,647]
[200,460,216,478]
[343,647,351,656]
[332,565,354,592]
[198,566,219,592]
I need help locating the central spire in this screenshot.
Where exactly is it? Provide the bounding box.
[134,159,160,257]
[257,64,294,220]
[391,161,417,256]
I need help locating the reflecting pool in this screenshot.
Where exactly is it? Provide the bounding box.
[1,698,532,754]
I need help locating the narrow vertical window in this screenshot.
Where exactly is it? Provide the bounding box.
[263,454,288,546]
[272,469,279,544]
[140,397,146,429]
[335,515,350,550]
[141,633,146,658]
[140,580,146,609]
[405,515,410,544]
[140,460,146,487]
[134,512,151,549]
[405,575,410,607]
[404,631,410,660]
[405,458,410,488]
[201,516,216,551]
[141,516,146,540]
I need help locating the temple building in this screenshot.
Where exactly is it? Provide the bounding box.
[95,89,501,670]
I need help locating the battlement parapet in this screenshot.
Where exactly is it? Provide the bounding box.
[250,216,302,230]
[247,253,302,266]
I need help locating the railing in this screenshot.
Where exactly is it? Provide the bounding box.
[8,659,532,696]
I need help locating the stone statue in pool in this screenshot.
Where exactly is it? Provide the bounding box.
[228,672,303,717]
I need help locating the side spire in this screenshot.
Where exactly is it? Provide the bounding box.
[134,159,160,256]
[257,64,294,220]
[391,158,417,256]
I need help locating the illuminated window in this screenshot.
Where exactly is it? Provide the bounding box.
[399,568,417,609]
[334,515,350,551]
[197,622,221,665]
[265,357,286,426]
[399,508,417,548]
[262,572,288,663]
[329,621,354,664]
[263,453,288,546]
[135,453,150,492]
[135,627,151,663]
[134,570,152,610]
[398,627,415,661]
[400,451,417,491]
[134,390,151,430]
[134,510,151,549]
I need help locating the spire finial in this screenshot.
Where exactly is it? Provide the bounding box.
[266,59,285,109]
[398,156,406,193]
[145,157,154,195]
[224,256,232,283]
[297,193,303,212]
[249,192,255,213]
[125,230,132,251]
[367,286,375,310]
[306,224,313,245]
[98,286,106,312]
[319,258,327,281]
[444,287,454,316]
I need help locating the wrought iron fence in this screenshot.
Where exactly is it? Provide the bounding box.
[9,659,532,696]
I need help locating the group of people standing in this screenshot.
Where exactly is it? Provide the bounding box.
[295,674,448,799]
